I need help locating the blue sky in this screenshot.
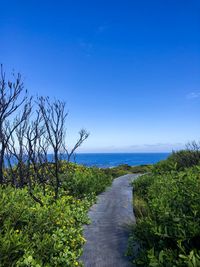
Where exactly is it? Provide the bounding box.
[1,0,200,152]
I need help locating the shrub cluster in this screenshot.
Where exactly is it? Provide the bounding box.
[61,164,113,198]
[0,186,90,266]
[0,67,114,266]
[153,143,200,173]
[129,153,200,266]
[103,164,152,178]
[0,163,112,267]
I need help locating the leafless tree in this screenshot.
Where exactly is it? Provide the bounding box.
[38,97,67,199]
[0,65,90,203]
[37,130,51,191]
[66,129,89,161]
[0,65,29,184]
[6,109,30,187]
[7,107,45,205]
[25,110,49,199]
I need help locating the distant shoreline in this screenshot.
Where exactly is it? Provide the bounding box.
[70,152,170,168]
[75,152,171,154]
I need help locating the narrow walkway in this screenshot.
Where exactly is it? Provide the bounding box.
[80,174,138,267]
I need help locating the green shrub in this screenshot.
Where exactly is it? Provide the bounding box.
[0,185,91,266]
[131,165,153,174]
[0,162,113,267]
[168,149,200,169]
[103,164,152,178]
[130,166,200,266]
[133,196,148,218]
[61,165,113,198]
[153,148,200,173]
[152,158,178,174]
[132,174,155,201]
[102,167,129,178]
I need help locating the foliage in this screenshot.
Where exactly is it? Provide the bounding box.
[0,185,90,267]
[168,149,200,169]
[133,195,149,219]
[103,164,152,178]
[0,163,112,267]
[133,174,155,201]
[130,164,152,174]
[129,165,200,266]
[153,144,200,173]
[0,66,114,267]
[60,163,113,198]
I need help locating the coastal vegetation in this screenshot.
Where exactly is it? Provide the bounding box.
[0,66,113,266]
[0,66,150,266]
[129,145,200,266]
[103,164,152,178]
[1,66,199,266]
[0,163,113,266]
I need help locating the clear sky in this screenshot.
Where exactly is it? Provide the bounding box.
[1,0,200,152]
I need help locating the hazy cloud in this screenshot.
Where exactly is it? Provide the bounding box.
[78,23,109,56]
[78,143,184,153]
[186,92,200,99]
[78,39,94,56]
[96,25,108,34]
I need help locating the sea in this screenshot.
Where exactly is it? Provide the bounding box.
[71,153,170,168]
[6,153,170,168]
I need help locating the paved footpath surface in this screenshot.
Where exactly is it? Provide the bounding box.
[80,174,138,267]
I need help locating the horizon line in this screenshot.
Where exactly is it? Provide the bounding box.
[74,151,172,154]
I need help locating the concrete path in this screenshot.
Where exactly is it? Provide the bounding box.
[80,174,138,267]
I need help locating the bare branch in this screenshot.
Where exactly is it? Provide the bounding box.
[0,65,29,184]
[66,129,89,161]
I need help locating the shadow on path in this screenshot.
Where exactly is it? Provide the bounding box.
[80,174,138,267]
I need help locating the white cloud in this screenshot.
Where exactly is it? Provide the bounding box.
[186,92,200,99]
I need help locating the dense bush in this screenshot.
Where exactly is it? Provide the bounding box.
[130,164,152,174]
[0,185,91,267]
[0,162,112,267]
[168,149,200,169]
[103,164,152,178]
[130,166,200,266]
[153,147,200,173]
[61,164,113,198]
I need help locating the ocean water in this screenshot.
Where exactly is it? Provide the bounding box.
[6,153,170,168]
[71,153,170,168]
